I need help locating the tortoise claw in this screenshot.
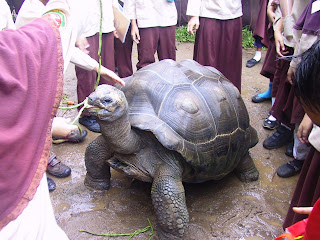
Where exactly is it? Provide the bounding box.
[236,167,259,183]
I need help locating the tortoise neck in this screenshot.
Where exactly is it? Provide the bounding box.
[97,114,142,154]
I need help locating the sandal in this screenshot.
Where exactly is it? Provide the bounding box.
[52,126,87,144]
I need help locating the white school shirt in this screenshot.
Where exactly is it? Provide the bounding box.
[0,0,15,31]
[81,0,118,37]
[186,0,242,20]
[15,0,98,72]
[124,0,177,28]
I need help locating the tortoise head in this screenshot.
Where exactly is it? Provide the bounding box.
[85,84,128,122]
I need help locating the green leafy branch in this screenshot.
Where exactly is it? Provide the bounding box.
[79,219,154,240]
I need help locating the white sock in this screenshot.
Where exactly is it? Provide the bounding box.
[272,97,276,106]
[253,51,262,61]
[268,115,277,121]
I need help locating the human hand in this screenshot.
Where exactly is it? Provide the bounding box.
[96,65,125,86]
[274,29,286,57]
[113,30,119,39]
[52,117,78,138]
[287,66,295,85]
[130,20,140,44]
[297,114,313,144]
[76,34,90,54]
[267,6,276,23]
[292,206,313,215]
[187,16,200,36]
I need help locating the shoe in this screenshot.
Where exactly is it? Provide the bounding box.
[79,116,101,133]
[47,176,56,192]
[263,118,280,130]
[263,111,279,130]
[277,160,303,178]
[47,152,71,178]
[285,140,294,158]
[252,94,271,103]
[53,128,87,144]
[246,58,260,68]
[263,125,293,149]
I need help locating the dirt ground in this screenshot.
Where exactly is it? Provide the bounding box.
[51,42,299,240]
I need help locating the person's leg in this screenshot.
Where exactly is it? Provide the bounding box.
[193,17,242,92]
[252,38,277,103]
[76,34,100,133]
[0,174,69,240]
[216,17,242,92]
[252,81,273,103]
[76,34,98,106]
[136,27,158,70]
[277,128,310,178]
[157,26,176,61]
[99,32,115,84]
[246,36,263,68]
[114,26,133,78]
[263,47,294,130]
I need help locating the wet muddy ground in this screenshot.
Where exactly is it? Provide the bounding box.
[51,42,298,240]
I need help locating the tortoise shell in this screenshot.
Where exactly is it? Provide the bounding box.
[121,59,257,178]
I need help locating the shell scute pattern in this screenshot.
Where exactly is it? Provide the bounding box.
[123,60,253,172]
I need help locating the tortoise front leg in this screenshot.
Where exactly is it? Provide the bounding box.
[235,152,259,182]
[151,164,189,240]
[84,135,112,190]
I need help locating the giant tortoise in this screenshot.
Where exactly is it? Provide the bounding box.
[84,59,259,239]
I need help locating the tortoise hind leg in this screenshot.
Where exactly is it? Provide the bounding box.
[84,135,112,190]
[151,164,189,240]
[235,152,259,182]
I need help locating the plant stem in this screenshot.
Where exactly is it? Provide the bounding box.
[94,0,103,90]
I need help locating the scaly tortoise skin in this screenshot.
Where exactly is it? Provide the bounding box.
[84,59,259,239]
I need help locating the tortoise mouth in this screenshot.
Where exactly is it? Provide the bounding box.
[85,104,112,118]
[85,104,123,121]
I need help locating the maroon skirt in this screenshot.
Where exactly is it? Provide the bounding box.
[253,0,270,47]
[193,17,242,92]
[136,26,176,70]
[271,47,304,128]
[260,32,277,80]
[283,147,320,229]
[114,25,133,78]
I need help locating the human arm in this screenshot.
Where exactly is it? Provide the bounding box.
[297,113,313,144]
[278,0,294,41]
[267,4,276,24]
[75,34,89,54]
[279,0,292,18]
[187,16,199,36]
[123,0,139,43]
[186,0,201,35]
[273,17,286,57]
[71,48,125,86]
[130,19,140,44]
[95,65,125,86]
[287,66,295,85]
